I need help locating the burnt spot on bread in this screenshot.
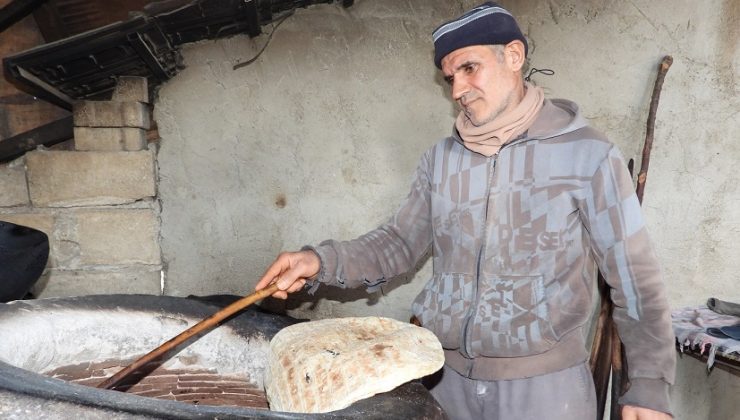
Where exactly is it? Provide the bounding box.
[330,372,343,388]
[305,372,311,383]
[325,349,340,356]
[372,343,391,356]
[355,330,374,341]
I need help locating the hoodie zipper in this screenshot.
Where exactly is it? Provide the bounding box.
[459,150,498,361]
[457,134,534,364]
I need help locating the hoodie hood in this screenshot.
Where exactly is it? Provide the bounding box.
[527,98,588,139]
[452,98,589,149]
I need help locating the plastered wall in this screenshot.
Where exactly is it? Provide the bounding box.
[156,0,739,319]
[154,1,738,418]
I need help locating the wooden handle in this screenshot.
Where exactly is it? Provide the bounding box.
[97,283,280,390]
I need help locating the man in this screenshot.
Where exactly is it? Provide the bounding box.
[255,3,675,419]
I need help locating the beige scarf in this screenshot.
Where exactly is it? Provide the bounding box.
[455,81,544,157]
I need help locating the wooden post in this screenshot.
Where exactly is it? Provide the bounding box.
[590,55,673,420]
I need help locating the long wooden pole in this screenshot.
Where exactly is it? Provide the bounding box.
[636,56,673,204]
[97,283,280,390]
[591,55,673,420]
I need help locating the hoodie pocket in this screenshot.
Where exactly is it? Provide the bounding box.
[412,272,474,349]
[469,274,559,357]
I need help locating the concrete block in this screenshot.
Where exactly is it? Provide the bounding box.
[76,209,161,265]
[0,212,54,238]
[26,150,156,207]
[112,76,149,103]
[32,267,162,298]
[73,101,150,129]
[74,127,147,151]
[0,160,29,207]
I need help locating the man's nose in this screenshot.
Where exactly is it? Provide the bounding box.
[451,78,469,103]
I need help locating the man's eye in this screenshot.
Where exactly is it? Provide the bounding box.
[464,64,476,74]
[444,76,454,85]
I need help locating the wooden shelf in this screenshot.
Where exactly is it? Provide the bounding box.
[676,342,740,377]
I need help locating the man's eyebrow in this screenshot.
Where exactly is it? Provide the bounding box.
[443,60,478,84]
[456,60,477,70]
[446,60,477,75]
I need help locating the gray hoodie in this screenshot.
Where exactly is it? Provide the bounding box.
[309,98,675,414]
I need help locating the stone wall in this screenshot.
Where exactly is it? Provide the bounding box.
[0,77,161,298]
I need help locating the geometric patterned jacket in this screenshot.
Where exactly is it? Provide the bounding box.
[310,98,675,414]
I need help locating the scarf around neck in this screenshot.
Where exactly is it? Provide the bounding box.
[455,81,545,157]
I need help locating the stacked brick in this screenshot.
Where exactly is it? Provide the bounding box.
[0,76,162,298]
[73,77,150,152]
[45,361,268,409]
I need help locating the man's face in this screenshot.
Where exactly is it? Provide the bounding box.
[441,44,522,127]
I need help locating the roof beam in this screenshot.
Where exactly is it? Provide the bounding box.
[0,115,72,163]
[0,0,49,33]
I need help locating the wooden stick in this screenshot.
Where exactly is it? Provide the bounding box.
[589,274,615,419]
[609,327,629,420]
[97,283,280,390]
[636,56,673,204]
[613,57,673,414]
[590,55,673,420]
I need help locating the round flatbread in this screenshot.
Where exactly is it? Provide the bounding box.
[264,316,443,413]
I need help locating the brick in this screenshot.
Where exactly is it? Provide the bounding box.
[175,392,214,399]
[0,160,29,207]
[218,387,249,393]
[73,101,150,129]
[46,362,90,378]
[76,209,160,265]
[138,374,179,385]
[126,383,154,392]
[26,150,156,207]
[180,380,247,388]
[31,267,161,298]
[72,378,106,387]
[177,373,223,381]
[112,76,149,103]
[74,127,147,151]
[132,389,173,398]
[88,360,125,370]
[173,387,223,395]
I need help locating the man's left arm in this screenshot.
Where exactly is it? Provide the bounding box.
[579,145,676,417]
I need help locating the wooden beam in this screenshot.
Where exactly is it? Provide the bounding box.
[0,115,72,163]
[0,0,48,33]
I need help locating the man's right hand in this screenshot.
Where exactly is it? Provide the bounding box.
[254,250,321,299]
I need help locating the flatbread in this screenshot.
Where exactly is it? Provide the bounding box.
[264,316,444,413]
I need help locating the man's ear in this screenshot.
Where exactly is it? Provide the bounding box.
[504,40,526,72]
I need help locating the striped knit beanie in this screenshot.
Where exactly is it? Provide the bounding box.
[432,2,528,69]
